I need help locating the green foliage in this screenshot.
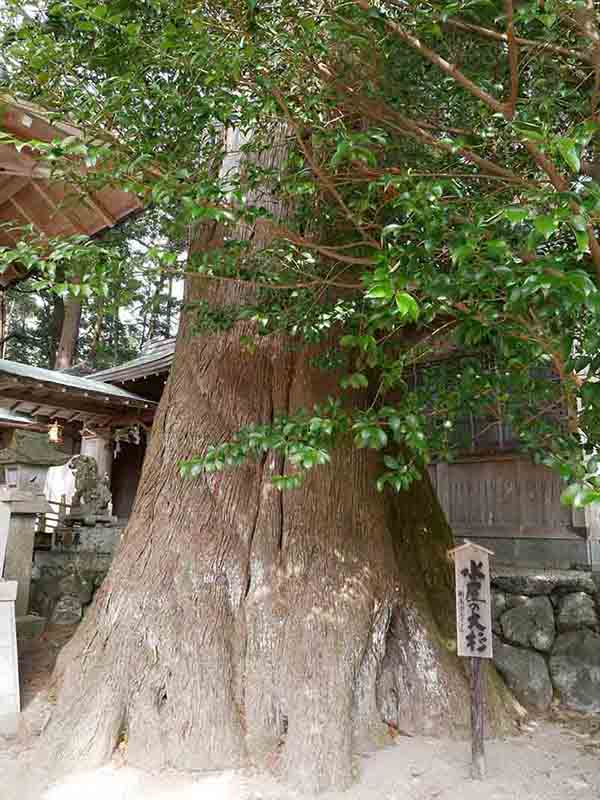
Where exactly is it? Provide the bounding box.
[3,0,600,497]
[0,210,180,368]
[180,399,347,487]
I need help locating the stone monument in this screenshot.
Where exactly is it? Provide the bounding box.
[67,455,113,524]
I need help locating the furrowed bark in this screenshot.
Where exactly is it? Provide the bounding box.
[30,299,514,791]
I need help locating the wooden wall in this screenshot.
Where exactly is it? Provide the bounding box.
[429,455,586,551]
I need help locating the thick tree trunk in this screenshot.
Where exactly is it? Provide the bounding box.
[32,279,514,791]
[30,129,514,794]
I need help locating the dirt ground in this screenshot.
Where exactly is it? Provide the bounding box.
[1,626,599,800]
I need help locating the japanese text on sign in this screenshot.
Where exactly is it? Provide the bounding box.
[451,544,493,659]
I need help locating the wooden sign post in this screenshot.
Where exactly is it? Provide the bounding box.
[448,540,494,781]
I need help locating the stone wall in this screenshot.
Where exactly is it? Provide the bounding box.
[30,521,125,625]
[492,569,600,713]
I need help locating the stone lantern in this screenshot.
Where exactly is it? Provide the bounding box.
[0,430,69,617]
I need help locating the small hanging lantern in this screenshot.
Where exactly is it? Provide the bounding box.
[49,420,64,445]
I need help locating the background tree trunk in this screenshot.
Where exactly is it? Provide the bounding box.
[147,274,166,340]
[48,292,64,367]
[54,295,81,369]
[48,266,66,368]
[87,299,105,367]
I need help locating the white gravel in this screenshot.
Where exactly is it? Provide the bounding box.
[1,720,598,800]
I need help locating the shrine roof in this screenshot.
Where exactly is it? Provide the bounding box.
[0,407,37,426]
[93,337,175,385]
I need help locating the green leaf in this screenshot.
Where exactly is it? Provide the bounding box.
[533,215,556,239]
[575,228,589,252]
[395,292,420,320]
[367,284,393,300]
[557,138,580,173]
[347,372,369,389]
[381,223,403,239]
[560,483,585,506]
[503,207,529,224]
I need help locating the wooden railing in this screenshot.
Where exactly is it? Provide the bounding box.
[35,496,73,550]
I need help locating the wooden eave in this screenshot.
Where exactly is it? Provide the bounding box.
[0,371,156,427]
[0,95,142,286]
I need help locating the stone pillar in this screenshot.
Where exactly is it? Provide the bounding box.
[0,512,8,576]
[0,489,53,617]
[80,428,113,483]
[585,503,600,572]
[0,580,19,737]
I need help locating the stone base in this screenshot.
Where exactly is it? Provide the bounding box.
[16,614,46,640]
[31,550,111,623]
[65,510,117,527]
[52,521,124,553]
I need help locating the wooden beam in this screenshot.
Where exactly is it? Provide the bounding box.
[0,165,51,179]
[0,177,28,206]
[0,142,37,168]
[29,181,84,234]
[80,190,116,226]
[0,380,22,392]
[33,406,61,418]
[9,194,41,229]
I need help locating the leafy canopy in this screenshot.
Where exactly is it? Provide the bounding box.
[3,0,600,502]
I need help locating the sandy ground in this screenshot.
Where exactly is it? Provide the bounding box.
[0,627,598,800]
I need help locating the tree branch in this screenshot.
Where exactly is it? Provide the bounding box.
[270,87,379,248]
[575,0,600,120]
[335,86,534,187]
[523,141,569,192]
[177,270,361,292]
[445,18,591,64]
[524,142,600,281]
[353,1,508,115]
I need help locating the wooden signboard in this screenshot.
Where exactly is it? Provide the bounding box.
[450,542,493,659]
[448,540,494,781]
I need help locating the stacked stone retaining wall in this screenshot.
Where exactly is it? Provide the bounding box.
[492,569,600,713]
